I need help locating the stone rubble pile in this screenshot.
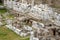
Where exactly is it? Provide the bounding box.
[5,0,60,26]
[5,15,60,40]
[4,0,60,40]
[30,21,60,40]
[29,4,54,20]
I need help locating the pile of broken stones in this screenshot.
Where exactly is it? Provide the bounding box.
[5,4,60,40]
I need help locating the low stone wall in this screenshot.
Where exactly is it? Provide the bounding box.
[5,24,32,37]
[5,25,28,37]
[6,25,21,34]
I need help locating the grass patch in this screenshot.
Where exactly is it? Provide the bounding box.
[7,14,14,19]
[3,13,15,20]
[0,26,29,40]
[0,9,7,14]
[0,3,3,5]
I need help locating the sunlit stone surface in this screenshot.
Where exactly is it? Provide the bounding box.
[3,0,60,40]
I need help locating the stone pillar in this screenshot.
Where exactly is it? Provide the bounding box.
[7,0,13,8]
[22,0,24,3]
[11,0,13,9]
[4,0,7,6]
[31,0,34,7]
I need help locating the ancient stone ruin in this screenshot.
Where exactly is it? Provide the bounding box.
[2,0,60,40]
